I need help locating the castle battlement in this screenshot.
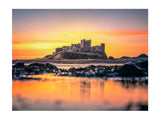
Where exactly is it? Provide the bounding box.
[55,39,105,53]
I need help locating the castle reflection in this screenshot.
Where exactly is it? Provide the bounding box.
[12,74,148,110]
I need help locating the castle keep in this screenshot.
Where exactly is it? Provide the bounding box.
[55,39,105,53]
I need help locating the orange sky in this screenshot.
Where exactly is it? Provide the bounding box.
[12,9,148,60]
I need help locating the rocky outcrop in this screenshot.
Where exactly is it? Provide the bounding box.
[108,56,114,59]
[136,60,148,70]
[120,56,130,59]
[117,60,148,77]
[43,51,107,60]
[118,63,145,77]
[12,60,148,80]
[119,54,148,59]
[12,62,58,80]
[137,54,148,58]
[66,65,118,77]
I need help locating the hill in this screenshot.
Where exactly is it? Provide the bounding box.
[120,56,130,59]
[137,54,148,58]
[43,51,107,60]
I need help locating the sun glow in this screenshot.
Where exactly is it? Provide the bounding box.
[12,30,148,59]
[12,9,148,59]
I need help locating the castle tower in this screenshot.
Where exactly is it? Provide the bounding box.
[80,39,91,48]
[80,39,85,48]
[101,43,105,52]
[87,39,91,47]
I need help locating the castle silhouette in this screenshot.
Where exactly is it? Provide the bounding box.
[55,39,105,53]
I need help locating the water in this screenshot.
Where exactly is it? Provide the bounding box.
[12,74,148,110]
[52,63,123,69]
[12,63,123,69]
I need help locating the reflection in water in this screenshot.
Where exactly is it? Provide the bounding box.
[80,80,91,99]
[12,74,148,110]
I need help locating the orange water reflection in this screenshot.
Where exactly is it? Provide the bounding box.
[12,74,148,110]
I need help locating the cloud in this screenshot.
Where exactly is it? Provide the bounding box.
[95,28,148,36]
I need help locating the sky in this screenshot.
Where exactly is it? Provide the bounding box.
[12,9,148,60]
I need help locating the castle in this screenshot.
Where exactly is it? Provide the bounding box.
[55,39,105,53]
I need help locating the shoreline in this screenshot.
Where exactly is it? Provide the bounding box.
[12,60,148,80]
[12,57,148,64]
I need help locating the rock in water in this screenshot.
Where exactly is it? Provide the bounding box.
[46,63,58,70]
[136,60,148,69]
[118,63,145,77]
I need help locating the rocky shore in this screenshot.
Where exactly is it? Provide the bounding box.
[12,57,148,64]
[12,60,148,80]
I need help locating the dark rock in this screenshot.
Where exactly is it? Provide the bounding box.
[118,63,145,77]
[46,63,58,70]
[95,72,106,77]
[137,102,148,110]
[107,72,119,77]
[125,102,133,110]
[68,67,76,73]
[136,60,148,69]
[135,60,148,76]
[120,56,130,59]
[13,62,24,68]
[12,61,148,79]
[137,53,148,58]
[28,63,45,68]
[87,65,96,69]
[109,56,114,59]
[12,63,59,80]
[76,67,86,71]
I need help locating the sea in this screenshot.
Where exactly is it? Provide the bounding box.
[12,63,148,110]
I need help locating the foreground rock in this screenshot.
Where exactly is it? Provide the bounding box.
[12,60,148,80]
[117,60,148,77]
[12,63,58,80]
[118,63,145,77]
[66,65,119,77]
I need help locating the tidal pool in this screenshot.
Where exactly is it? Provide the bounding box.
[12,74,148,110]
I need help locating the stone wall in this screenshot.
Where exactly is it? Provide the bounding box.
[55,39,105,53]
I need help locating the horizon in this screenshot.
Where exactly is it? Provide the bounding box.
[12,9,148,60]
